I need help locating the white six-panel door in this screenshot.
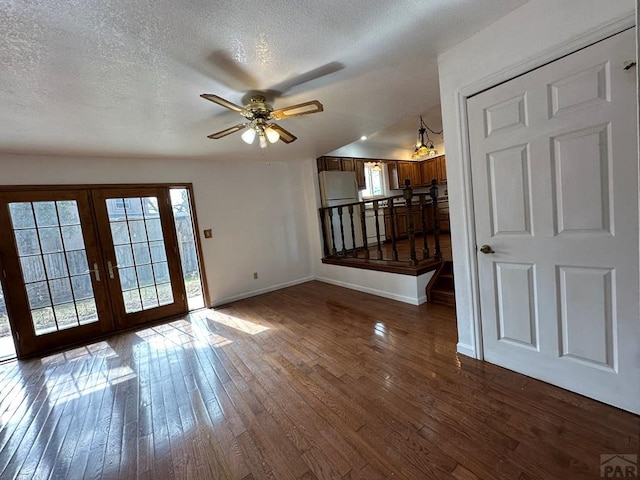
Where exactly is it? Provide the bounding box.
[468,28,639,414]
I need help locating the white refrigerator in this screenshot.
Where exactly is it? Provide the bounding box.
[318,171,364,253]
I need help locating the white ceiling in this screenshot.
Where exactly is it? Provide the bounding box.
[0,0,528,162]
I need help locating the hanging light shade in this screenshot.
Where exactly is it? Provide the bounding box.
[411,116,442,160]
[241,128,256,145]
[264,126,280,144]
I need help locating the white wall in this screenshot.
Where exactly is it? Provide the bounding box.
[0,153,313,306]
[438,0,636,358]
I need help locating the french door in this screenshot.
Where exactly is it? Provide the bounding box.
[0,186,188,357]
[92,187,186,328]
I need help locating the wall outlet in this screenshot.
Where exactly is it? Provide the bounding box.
[253,272,258,279]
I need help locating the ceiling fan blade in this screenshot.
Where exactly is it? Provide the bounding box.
[269,62,344,95]
[271,100,324,120]
[269,123,297,144]
[207,123,247,139]
[200,94,250,116]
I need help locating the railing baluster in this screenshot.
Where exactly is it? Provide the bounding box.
[430,180,441,259]
[359,204,369,259]
[403,180,417,266]
[419,194,430,260]
[374,201,383,260]
[337,206,346,255]
[328,207,337,256]
[319,208,330,257]
[348,205,356,257]
[389,202,398,261]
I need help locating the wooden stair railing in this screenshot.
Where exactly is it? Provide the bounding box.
[318,181,441,274]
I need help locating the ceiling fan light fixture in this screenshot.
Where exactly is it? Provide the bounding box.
[265,126,280,144]
[241,128,256,145]
[201,92,322,146]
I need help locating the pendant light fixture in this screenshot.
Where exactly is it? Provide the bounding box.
[411,116,443,160]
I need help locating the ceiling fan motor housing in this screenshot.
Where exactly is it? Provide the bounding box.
[245,95,274,120]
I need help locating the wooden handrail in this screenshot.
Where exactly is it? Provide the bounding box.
[319,182,441,268]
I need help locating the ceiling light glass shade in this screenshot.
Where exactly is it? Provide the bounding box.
[259,133,268,149]
[265,126,280,144]
[241,128,256,144]
[372,162,382,171]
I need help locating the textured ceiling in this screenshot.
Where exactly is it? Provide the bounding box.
[0,0,528,161]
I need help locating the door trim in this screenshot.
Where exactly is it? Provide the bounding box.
[454,16,636,360]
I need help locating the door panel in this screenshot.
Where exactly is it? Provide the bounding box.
[92,187,187,328]
[0,190,113,356]
[468,29,639,413]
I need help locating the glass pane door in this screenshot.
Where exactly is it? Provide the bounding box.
[92,188,187,328]
[0,190,113,356]
[0,263,16,360]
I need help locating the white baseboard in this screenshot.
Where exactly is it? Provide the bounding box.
[314,276,420,305]
[456,342,476,359]
[211,276,314,307]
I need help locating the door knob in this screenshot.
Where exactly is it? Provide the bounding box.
[479,244,495,254]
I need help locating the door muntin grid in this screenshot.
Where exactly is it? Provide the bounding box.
[8,201,99,335]
[106,196,173,313]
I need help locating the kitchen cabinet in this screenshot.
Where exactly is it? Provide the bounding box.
[420,154,447,186]
[318,157,342,171]
[384,202,436,239]
[341,157,355,172]
[436,155,447,183]
[397,161,422,188]
[387,161,399,189]
[317,156,366,190]
[354,159,366,190]
[421,159,438,186]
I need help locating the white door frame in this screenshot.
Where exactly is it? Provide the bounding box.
[454,14,637,360]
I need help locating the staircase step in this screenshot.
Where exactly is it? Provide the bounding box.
[430,289,456,306]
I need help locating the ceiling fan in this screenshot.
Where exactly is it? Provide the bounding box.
[200,93,324,148]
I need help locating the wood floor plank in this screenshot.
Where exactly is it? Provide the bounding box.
[0,280,637,479]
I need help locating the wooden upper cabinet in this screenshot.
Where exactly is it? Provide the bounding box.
[354,159,366,190]
[341,157,355,172]
[411,162,422,187]
[436,155,447,183]
[387,161,400,189]
[323,157,342,171]
[397,161,422,188]
[317,156,366,189]
[421,159,438,186]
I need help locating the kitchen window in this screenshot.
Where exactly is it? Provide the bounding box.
[362,162,385,198]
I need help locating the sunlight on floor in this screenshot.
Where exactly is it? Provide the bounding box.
[204,310,270,335]
[46,364,137,404]
[374,322,387,337]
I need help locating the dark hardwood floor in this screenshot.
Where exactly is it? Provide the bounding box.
[0,281,637,479]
